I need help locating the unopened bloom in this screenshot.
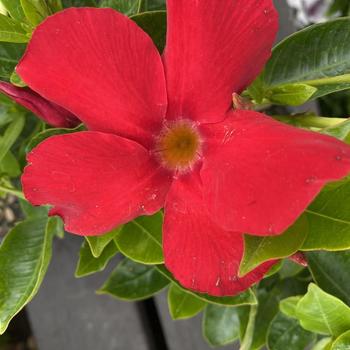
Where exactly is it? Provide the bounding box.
[0,81,80,128]
[19,1,350,296]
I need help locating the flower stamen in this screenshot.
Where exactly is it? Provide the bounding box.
[155,119,202,172]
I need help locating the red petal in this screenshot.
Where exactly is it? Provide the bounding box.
[0,81,79,128]
[201,110,350,236]
[163,171,275,296]
[17,8,167,148]
[163,0,278,123]
[22,132,172,235]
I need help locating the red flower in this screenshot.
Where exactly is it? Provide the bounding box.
[19,1,350,296]
[0,81,80,128]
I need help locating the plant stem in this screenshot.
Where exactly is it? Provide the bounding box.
[303,73,350,86]
[240,304,258,350]
[274,115,347,129]
[0,185,25,200]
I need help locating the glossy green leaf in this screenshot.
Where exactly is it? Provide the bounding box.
[302,179,350,251]
[202,304,240,347]
[322,119,350,141]
[280,296,302,318]
[98,258,169,301]
[0,114,24,162]
[250,18,350,103]
[267,312,316,350]
[0,14,28,42]
[0,150,20,177]
[268,83,317,106]
[296,284,350,336]
[332,330,350,350]
[46,216,64,239]
[20,0,51,25]
[240,216,307,276]
[0,42,25,79]
[62,0,96,7]
[10,70,26,87]
[140,0,165,11]
[312,338,333,350]
[99,0,141,16]
[0,0,26,22]
[75,240,119,278]
[19,199,49,219]
[0,217,53,334]
[115,212,163,264]
[278,260,305,279]
[251,288,281,350]
[167,283,206,320]
[46,0,62,12]
[26,124,85,152]
[307,251,350,306]
[86,227,121,258]
[156,265,257,307]
[130,11,166,52]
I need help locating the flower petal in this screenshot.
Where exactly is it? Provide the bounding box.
[163,0,278,123]
[163,171,275,296]
[17,8,167,147]
[22,132,172,235]
[201,110,350,236]
[0,81,80,128]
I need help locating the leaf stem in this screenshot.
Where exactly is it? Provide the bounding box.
[303,73,350,86]
[0,185,25,200]
[240,304,258,350]
[274,115,347,129]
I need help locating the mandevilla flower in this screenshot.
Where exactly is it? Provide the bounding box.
[19,0,350,296]
[0,81,80,128]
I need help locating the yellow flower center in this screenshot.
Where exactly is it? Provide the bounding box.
[155,120,202,172]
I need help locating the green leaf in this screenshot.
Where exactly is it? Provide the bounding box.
[280,296,302,318]
[156,265,257,307]
[0,217,53,334]
[0,0,26,22]
[20,0,50,25]
[322,119,350,141]
[139,0,165,11]
[307,251,350,306]
[251,288,281,350]
[268,83,317,106]
[0,42,25,79]
[296,284,350,337]
[75,240,119,278]
[302,179,350,251]
[167,283,206,320]
[46,0,62,12]
[240,216,308,276]
[0,14,28,43]
[98,258,169,301]
[202,304,240,347]
[19,199,49,218]
[86,227,121,258]
[130,11,166,52]
[115,213,163,265]
[332,330,350,350]
[26,124,85,152]
[0,150,20,177]
[312,338,333,350]
[267,312,316,350]
[10,70,26,87]
[0,114,24,162]
[99,0,141,16]
[250,18,350,103]
[46,216,64,239]
[62,0,96,7]
[278,260,305,279]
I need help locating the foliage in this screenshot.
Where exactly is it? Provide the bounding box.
[0,1,349,349]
